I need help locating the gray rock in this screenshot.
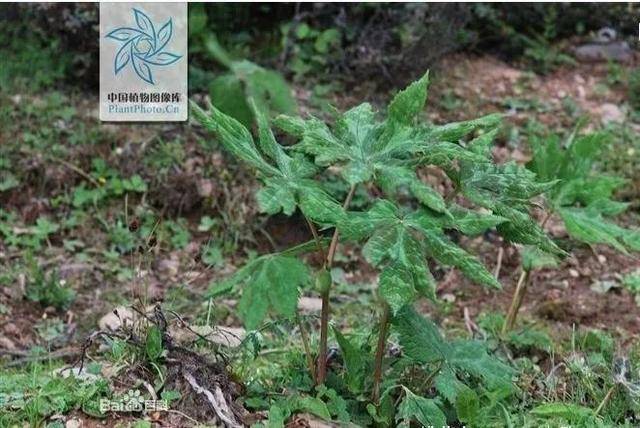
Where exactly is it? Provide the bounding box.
[574,41,632,63]
[599,103,625,124]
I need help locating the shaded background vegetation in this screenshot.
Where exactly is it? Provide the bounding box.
[3,3,640,91]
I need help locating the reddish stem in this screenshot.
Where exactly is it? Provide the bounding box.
[316,184,356,385]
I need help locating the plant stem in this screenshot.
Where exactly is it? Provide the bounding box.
[372,303,390,404]
[502,210,554,334]
[304,216,326,262]
[317,290,330,384]
[316,184,357,385]
[297,315,315,380]
[326,184,357,266]
[502,269,530,334]
[595,384,617,417]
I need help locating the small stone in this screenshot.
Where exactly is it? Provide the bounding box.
[591,280,619,294]
[0,335,16,350]
[441,293,456,303]
[4,323,19,336]
[65,419,82,428]
[156,258,179,278]
[574,41,632,63]
[170,325,246,347]
[298,297,322,312]
[197,179,215,197]
[98,306,133,331]
[599,103,625,125]
[569,269,580,278]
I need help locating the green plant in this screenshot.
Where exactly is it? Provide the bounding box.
[280,22,342,80]
[628,68,640,112]
[0,19,72,92]
[601,123,640,201]
[72,159,148,209]
[203,35,296,128]
[622,270,640,305]
[606,61,627,87]
[481,5,575,74]
[192,72,564,425]
[0,363,109,426]
[24,256,75,311]
[504,127,640,332]
[529,129,640,251]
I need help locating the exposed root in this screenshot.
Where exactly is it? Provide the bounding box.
[74,304,247,426]
[183,372,242,428]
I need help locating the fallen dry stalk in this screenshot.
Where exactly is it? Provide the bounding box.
[183,372,242,428]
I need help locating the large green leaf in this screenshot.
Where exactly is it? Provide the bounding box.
[234,255,309,329]
[342,201,438,311]
[207,252,310,330]
[209,73,253,128]
[333,328,368,394]
[460,161,563,256]
[205,37,296,127]
[393,306,448,364]
[559,206,640,254]
[276,75,444,212]
[341,199,499,310]
[192,101,344,224]
[387,72,429,126]
[394,306,514,396]
[396,387,446,428]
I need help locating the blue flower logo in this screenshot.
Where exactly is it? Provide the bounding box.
[106,8,182,85]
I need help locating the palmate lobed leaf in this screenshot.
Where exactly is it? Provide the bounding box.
[232,254,309,330]
[341,199,500,312]
[459,161,564,256]
[191,100,344,225]
[275,72,448,213]
[206,240,326,329]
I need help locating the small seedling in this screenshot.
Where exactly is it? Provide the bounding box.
[503,126,640,332]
